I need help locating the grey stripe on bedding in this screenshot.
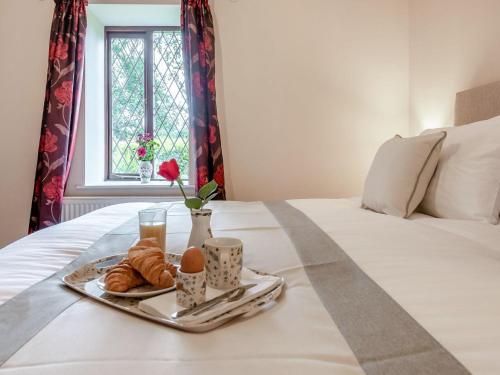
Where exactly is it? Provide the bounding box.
[0,219,140,366]
[1,201,471,374]
[265,201,471,375]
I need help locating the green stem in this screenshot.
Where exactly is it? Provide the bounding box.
[176,177,188,201]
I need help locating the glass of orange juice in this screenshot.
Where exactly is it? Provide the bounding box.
[138,208,167,251]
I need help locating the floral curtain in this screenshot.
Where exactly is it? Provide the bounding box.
[29,0,87,233]
[181,0,226,199]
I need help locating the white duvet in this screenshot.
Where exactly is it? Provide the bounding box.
[1,199,500,375]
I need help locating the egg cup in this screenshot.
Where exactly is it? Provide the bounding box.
[176,269,206,308]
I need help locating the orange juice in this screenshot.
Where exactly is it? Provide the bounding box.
[139,222,166,251]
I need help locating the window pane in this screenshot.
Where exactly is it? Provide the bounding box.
[152,30,189,180]
[110,37,145,175]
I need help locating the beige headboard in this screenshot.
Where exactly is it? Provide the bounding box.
[455,81,500,126]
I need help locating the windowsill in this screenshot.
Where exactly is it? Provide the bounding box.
[73,181,195,197]
[81,180,191,187]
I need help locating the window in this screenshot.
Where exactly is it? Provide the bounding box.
[105,27,190,182]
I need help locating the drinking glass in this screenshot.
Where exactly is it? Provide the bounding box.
[138,208,167,251]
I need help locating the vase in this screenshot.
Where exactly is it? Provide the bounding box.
[187,209,213,249]
[139,160,153,184]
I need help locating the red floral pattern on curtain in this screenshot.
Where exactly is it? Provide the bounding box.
[29,0,87,233]
[181,0,226,199]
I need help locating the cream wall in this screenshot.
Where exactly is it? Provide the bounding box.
[213,0,409,200]
[410,0,500,134]
[0,0,409,247]
[3,0,500,247]
[0,1,54,247]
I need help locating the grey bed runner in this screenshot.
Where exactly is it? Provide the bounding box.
[1,201,471,374]
[265,201,470,375]
[0,216,141,366]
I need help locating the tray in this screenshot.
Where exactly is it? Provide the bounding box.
[62,253,285,332]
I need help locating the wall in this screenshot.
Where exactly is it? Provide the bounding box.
[410,0,500,134]
[213,0,409,201]
[0,0,409,247]
[0,1,54,247]
[4,0,500,246]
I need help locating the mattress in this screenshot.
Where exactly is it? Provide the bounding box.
[1,199,500,374]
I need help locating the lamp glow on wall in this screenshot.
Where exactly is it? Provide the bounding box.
[414,107,451,134]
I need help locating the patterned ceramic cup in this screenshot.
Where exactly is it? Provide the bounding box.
[204,237,243,290]
[175,269,206,308]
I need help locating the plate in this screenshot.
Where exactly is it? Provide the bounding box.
[96,274,176,297]
[94,252,180,298]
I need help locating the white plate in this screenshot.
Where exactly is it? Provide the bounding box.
[96,274,176,297]
[94,252,179,298]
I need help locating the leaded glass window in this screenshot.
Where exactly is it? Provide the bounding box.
[106,27,190,181]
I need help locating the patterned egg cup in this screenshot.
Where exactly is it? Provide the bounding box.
[204,238,243,290]
[175,269,207,308]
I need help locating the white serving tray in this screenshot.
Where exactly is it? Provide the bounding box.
[62,253,285,332]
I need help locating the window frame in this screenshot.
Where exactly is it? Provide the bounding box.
[104,26,187,181]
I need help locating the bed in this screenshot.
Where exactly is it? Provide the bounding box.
[1,83,500,375]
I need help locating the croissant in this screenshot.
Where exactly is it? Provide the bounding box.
[128,246,175,288]
[165,261,177,278]
[136,237,160,248]
[105,259,146,292]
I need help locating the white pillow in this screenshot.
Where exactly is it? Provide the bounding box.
[420,116,500,224]
[362,132,447,218]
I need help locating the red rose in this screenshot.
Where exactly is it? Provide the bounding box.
[208,78,216,94]
[214,164,224,187]
[158,159,180,181]
[54,81,73,106]
[197,166,208,188]
[39,129,58,153]
[193,72,203,98]
[49,38,68,61]
[43,176,63,201]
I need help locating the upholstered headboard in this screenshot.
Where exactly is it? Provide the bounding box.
[455,81,500,126]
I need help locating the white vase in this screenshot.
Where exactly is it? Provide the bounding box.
[139,160,153,184]
[187,209,213,248]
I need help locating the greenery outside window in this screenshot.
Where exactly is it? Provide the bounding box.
[106,26,190,182]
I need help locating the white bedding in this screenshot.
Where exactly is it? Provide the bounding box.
[1,199,500,374]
